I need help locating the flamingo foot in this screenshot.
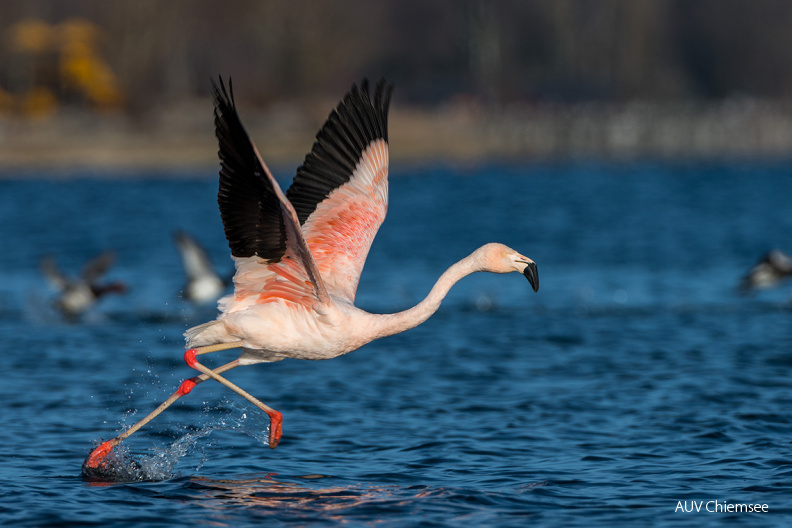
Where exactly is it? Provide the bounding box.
[82,439,143,481]
[268,411,282,449]
[84,440,115,468]
[82,440,120,480]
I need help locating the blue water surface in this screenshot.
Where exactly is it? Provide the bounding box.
[1,161,791,527]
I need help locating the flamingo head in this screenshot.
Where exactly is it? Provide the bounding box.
[476,243,539,292]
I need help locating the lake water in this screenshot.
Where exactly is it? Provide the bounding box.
[1,161,791,526]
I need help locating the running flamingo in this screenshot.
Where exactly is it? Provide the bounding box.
[83,78,538,477]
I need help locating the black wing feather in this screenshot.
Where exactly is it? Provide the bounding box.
[213,78,286,261]
[287,79,393,226]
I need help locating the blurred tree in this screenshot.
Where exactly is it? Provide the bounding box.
[3,15,123,115]
[469,0,502,105]
[2,0,792,115]
[675,0,792,98]
[58,18,123,109]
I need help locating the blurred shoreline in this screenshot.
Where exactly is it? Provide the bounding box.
[2,97,792,176]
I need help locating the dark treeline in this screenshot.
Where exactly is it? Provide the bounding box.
[2,0,792,113]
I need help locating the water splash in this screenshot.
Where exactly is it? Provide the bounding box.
[83,401,271,483]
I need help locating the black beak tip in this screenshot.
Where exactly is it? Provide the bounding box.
[523,263,539,292]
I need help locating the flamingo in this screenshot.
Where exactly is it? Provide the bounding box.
[83,78,538,477]
[173,230,228,304]
[739,249,792,292]
[41,251,126,318]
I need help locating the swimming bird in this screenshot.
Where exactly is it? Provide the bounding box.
[83,78,538,476]
[41,251,126,318]
[173,230,228,304]
[739,249,792,292]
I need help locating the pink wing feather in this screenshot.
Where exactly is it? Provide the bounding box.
[213,79,393,310]
[286,79,393,303]
[213,79,329,310]
[302,139,389,302]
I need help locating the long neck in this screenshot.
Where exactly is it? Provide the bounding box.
[367,254,479,340]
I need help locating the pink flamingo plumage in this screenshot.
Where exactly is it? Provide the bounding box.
[83,78,538,477]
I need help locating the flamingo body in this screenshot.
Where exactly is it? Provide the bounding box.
[187,79,538,366]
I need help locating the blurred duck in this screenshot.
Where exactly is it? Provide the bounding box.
[41,251,126,317]
[173,230,228,304]
[739,249,792,292]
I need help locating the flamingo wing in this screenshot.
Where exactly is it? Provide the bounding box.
[213,78,329,307]
[286,79,393,302]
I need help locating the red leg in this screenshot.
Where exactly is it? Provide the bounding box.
[185,348,282,448]
[83,357,241,474]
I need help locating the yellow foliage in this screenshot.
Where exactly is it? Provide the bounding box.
[57,18,124,110]
[5,17,124,112]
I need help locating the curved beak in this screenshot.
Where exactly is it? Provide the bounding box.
[522,261,539,292]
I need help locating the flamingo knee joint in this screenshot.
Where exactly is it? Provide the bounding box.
[184,349,198,369]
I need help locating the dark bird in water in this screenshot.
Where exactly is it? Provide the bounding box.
[41,251,126,317]
[173,230,228,304]
[739,249,792,292]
